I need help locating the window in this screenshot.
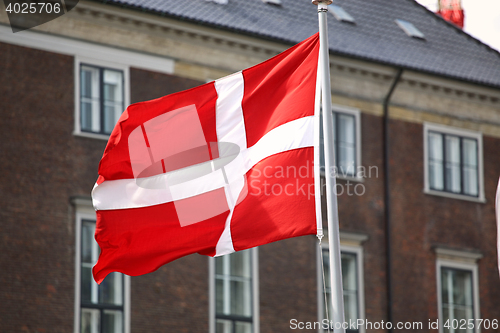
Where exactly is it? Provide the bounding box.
[436,248,482,333]
[318,233,366,333]
[210,249,258,333]
[320,105,361,178]
[262,0,282,5]
[328,5,355,23]
[440,267,474,333]
[80,64,124,135]
[395,19,425,39]
[322,250,359,332]
[73,198,130,333]
[424,124,484,201]
[75,58,129,139]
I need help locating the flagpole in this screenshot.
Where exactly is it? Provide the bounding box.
[312,1,346,332]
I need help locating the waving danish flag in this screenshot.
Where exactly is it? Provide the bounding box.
[92,33,320,284]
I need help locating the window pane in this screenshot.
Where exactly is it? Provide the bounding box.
[338,114,355,144]
[103,309,123,333]
[103,70,123,103]
[216,278,224,314]
[80,66,100,133]
[235,321,252,333]
[320,107,325,171]
[452,270,472,306]
[429,132,444,190]
[341,253,357,291]
[104,105,118,134]
[462,139,478,196]
[103,69,124,135]
[344,292,358,323]
[100,272,123,305]
[323,249,360,324]
[82,222,95,263]
[82,221,96,304]
[81,102,93,132]
[445,135,461,193]
[323,249,330,290]
[230,280,251,316]
[322,249,331,290]
[441,268,450,304]
[230,250,251,278]
[216,319,232,333]
[81,266,93,303]
[81,67,99,98]
[215,257,224,275]
[341,253,358,323]
[337,114,356,175]
[81,308,100,333]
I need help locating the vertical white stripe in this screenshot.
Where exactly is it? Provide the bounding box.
[314,58,323,239]
[214,72,246,256]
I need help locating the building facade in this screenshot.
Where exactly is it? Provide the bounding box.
[1,0,499,332]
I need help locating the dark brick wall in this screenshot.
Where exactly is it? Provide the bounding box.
[130,68,205,104]
[0,47,208,333]
[259,236,318,333]
[336,113,388,331]
[0,42,102,333]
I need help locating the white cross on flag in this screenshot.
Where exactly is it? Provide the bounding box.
[92,33,320,284]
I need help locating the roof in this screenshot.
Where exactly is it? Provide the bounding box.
[97,0,500,89]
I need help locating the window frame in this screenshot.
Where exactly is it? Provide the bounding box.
[74,57,130,141]
[317,233,366,333]
[209,248,259,333]
[73,198,131,333]
[436,253,481,333]
[321,104,362,181]
[423,123,485,202]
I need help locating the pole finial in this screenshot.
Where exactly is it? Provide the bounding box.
[311,0,333,5]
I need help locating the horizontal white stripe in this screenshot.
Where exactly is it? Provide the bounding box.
[243,116,315,171]
[92,116,314,211]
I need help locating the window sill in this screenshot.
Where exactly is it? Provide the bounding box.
[73,131,110,141]
[424,188,486,203]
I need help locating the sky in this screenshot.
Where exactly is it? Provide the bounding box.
[416,0,500,52]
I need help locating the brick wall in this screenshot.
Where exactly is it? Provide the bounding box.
[388,119,500,330]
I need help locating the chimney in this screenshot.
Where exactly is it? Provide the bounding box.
[436,0,464,28]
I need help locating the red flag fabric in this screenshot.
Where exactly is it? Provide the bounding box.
[92,33,320,284]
